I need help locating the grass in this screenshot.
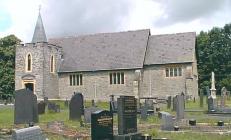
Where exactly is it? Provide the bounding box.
[1,97,231,139]
[147,128,231,140]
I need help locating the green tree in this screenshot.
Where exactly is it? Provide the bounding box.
[197,24,231,93]
[0,35,20,100]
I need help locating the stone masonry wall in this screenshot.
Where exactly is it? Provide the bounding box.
[15,43,61,99]
[140,63,198,99]
[58,70,139,101]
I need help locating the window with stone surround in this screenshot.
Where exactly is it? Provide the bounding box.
[26,53,32,72]
[50,55,55,73]
[165,67,182,77]
[109,72,124,84]
[69,74,83,86]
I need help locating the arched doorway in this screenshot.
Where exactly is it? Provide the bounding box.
[25,83,34,92]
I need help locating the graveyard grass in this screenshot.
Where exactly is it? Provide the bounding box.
[1,97,231,139]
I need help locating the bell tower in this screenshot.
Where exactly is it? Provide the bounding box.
[15,9,61,99]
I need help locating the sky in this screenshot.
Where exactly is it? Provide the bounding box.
[0,0,231,43]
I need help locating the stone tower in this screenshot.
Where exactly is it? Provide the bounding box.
[15,11,61,99]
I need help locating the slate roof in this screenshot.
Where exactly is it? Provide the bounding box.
[144,32,196,65]
[31,12,47,43]
[49,29,150,72]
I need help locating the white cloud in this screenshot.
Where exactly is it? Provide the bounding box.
[0,0,231,42]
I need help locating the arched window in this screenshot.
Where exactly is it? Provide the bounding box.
[50,55,55,73]
[26,53,32,72]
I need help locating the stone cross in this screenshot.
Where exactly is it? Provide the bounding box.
[210,72,216,99]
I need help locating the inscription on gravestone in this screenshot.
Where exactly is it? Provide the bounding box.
[118,96,137,135]
[14,89,38,124]
[69,93,84,120]
[91,110,113,140]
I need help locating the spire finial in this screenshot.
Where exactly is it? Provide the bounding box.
[39,5,41,13]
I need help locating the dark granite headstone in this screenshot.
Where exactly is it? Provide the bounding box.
[117,96,137,135]
[47,102,60,113]
[167,96,171,109]
[69,93,84,120]
[38,101,46,114]
[91,99,96,107]
[84,106,101,123]
[91,110,113,140]
[172,96,177,111]
[14,89,38,124]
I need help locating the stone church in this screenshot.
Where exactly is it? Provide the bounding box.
[15,12,198,100]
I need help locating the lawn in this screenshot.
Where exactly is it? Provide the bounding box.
[1,97,231,139]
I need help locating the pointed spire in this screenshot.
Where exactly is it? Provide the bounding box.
[31,7,47,43]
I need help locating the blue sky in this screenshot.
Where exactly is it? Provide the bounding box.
[0,0,231,43]
[0,11,12,32]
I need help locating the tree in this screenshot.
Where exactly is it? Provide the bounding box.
[197,24,231,93]
[0,35,20,100]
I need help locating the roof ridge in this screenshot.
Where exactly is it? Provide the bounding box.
[49,29,150,40]
[151,32,196,37]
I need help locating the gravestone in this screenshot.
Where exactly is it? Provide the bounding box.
[199,89,204,108]
[172,96,177,111]
[110,101,118,113]
[64,99,69,107]
[227,91,231,100]
[208,96,215,111]
[37,101,46,114]
[69,93,84,120]
[91,110,113,140]
[14,89,38,124]
[167,96,171,109]
[221,87,227,109]
[91,99,96,107]
[176,95,184,120]
[161,112,174,131]
[205,86,210,104]
[117,96,137,135]
[12,126,45,140]
[84,106,101,123]
[140,105,148,120]
[47,102,60,113]
[43,97,48,105]
[144,99,154,110]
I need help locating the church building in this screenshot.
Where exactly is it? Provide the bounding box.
[15,12,198,100]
